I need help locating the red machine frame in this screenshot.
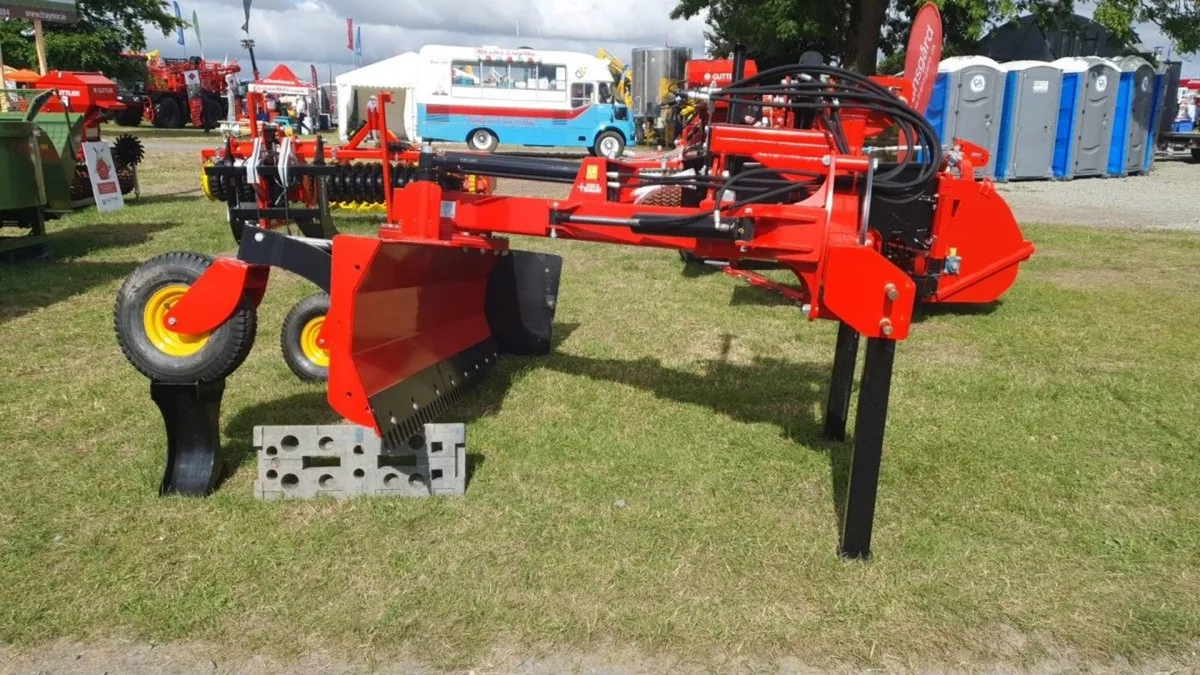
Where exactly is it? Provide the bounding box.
[116,55,1034,561]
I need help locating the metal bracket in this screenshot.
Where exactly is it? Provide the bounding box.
[236,225,333,293]
[822,322,898,561]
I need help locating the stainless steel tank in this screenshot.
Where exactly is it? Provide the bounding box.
[631,47,691,119]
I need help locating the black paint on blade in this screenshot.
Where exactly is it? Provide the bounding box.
[368,338,499,454]
[486,250,564,356]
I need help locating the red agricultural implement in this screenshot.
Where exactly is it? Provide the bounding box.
[200,91,495,219]
[112,45,1033,559]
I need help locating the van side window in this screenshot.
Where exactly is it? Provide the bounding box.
[570,83,594,108]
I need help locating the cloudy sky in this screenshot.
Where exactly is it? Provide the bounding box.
[143,0,1197,80]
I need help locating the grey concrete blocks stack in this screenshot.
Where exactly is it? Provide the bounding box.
[253,423,467,501]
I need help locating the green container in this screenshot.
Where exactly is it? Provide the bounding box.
[0,120,46,210]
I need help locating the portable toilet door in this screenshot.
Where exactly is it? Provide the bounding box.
[1073,56,1119,177]
[1113,55,1155,176]
[935,56,1005,178]
[1050,57,1085,179]
[1143,63,1170,173]
[995,60,1061,181]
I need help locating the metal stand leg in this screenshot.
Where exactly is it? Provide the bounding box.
[151,380,226,497]
[838,337,897,561]
[823,322,860,442]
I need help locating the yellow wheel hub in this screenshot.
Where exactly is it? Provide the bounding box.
[200,161,214,200]
[300,315,329,367]
[143,284,211,357]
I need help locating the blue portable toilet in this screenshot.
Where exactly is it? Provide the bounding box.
[1107,56,1155,177]
[1143,62,1170,173]
[925,56,1005,178]
[1050,56,1118,179]
[995,60,1062,181]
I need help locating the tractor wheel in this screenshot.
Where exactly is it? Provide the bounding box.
[153,97,182,129]
[280,293,331,382]
[200,96,222,132]
[114,252,258,384]
[115,103,144,127]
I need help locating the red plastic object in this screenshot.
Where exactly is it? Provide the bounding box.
[904,2,944,114]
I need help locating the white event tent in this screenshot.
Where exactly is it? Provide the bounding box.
[335,52,420,141]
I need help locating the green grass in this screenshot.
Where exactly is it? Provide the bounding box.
[0,143,1198,669]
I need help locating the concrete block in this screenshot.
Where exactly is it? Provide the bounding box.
[253,423,467,500]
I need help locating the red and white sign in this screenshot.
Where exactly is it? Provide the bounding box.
[82,141,124,212]
[904,2,943,114]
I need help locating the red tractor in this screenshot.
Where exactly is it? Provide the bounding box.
[113,52,242,131]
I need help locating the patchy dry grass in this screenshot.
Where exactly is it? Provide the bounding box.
[0,133,1199,670]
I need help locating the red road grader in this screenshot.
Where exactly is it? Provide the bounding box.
[112,44,1033,559]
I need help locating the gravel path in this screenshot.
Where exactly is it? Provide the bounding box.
[990,159,1198,231]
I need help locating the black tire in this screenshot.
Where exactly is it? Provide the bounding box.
[200,96,222,132]
[593,130,625,159]
[114,251,258,384]
[467,128,498,153]
[152,96,181,129]
[1191,148,1200,163]
[280,293,331,382]
[115,104,144,127]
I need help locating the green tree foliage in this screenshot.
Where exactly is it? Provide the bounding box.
[1,0,184,81]
[671,0,1200,74]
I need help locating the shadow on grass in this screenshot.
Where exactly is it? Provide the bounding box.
[47,220,179,259]
[914,300,1002,322]
[133,191,205,206]
[728,284,801,307]
[0,221,179,325]
[211,321,858,536]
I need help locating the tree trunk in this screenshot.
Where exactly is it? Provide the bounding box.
[853,0,888,74]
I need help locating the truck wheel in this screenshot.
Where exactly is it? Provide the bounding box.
[153,97,181,129]
[201,96,222,132]
[115,104,144,127]
[593,130,625,159]
[280,293,331,382]
[114,252,258,384]
[1191,148,1200,163]
[467,129,498,153]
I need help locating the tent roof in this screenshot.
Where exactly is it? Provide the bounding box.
[250,64,313,94]
[336,52,419,88]
[2,66,41,83]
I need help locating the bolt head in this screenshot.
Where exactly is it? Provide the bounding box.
[879,318,894,336]
[167,317,177,326]
[884,283,899,300]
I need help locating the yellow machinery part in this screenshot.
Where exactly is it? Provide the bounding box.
[299,315,329,367]
[142,284,211,357]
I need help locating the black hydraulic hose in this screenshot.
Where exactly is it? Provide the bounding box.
[433,151,583,183]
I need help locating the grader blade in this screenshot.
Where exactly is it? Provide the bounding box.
[326,237,563,452]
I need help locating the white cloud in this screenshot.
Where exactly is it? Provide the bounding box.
[146,0,712,82]
[147,0,1196,80]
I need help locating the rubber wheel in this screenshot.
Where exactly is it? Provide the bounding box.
[153,97,181,129]
[114,251,258,384]
[594,130,625,159]
[200,96,222,132]
[280,293,331,382]
[1191,148,1200,163]
[467,128,498,153]
[115,104,143,127]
